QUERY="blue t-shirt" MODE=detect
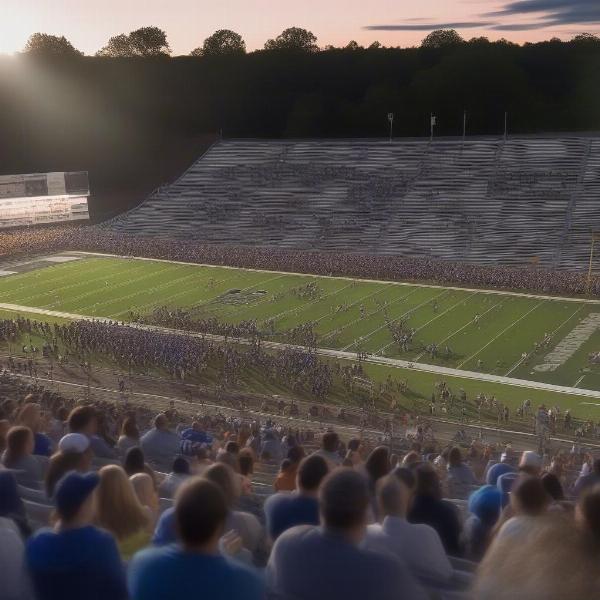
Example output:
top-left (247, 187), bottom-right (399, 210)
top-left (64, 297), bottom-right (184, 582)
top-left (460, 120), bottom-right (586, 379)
top-left (264, 492), bottom-right (320, 540)
top-left (128, 544), bottom-right (264, 600)
top-left (34, 432), bottom-right (53, 457)
top-left (26, 525), bottom-right (127, 600)
top-left (153, 507), bottom-right (177, 545)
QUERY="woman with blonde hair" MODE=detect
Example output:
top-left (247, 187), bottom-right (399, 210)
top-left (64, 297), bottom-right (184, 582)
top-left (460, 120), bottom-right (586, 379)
top-left (95, 465), bottom-right (151, 560)
top-left (130, 472), bottom-right (159, 526)
top-left (16, 401), bottom-right (53, 457)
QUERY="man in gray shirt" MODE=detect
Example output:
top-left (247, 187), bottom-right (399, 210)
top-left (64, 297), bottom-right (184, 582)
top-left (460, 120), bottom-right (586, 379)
top-left (140, 414), bottom-right (181, 472)
top-left (266, 469), bottom-right (427, 600)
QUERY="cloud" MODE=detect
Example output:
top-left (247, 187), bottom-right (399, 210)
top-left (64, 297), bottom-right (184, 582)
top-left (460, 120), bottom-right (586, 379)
top-left (364, 22), bottom-right (494, 31)
top-left (482, 0), bottom-right (600, 27)
top-left (364, 0), bottom-right (600, 34)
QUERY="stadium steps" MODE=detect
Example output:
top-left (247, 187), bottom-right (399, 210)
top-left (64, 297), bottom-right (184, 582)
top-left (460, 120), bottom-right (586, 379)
top-left (107, 136), bottom-right (600, 269)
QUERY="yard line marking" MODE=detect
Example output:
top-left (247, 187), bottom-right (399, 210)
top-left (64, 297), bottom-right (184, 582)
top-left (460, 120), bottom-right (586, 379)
top-left (504, 303), bottom-right (587, 376)
top-left (378, 291), bottom-right (480, 356)
top-left (341, 289), bottom-right (450, 352)
top-left (3, 300), bottom-right (600, 401)
top-left (311, 284), bottom-right (390, 326)
top-left (574, 375), bottom-right (585, 388)
top-left (319, 286), bottom-right (422, 342)
top-left (457, 301), bottom-right (546, 369)
top-left (412, 294), bottom-right (504, 362)
top-left (259, 281), bottom-right (356, 325)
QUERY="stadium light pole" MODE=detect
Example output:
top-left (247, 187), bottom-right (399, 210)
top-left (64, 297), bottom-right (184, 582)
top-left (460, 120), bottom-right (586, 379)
top-left (387, 113), bottom-right (394, 142)
top-left (587, 232), bottom-right (599, 294)
top-left (430, 113), bottom-right (436, 141)
top-left (462, 110), bottom-right (467, 142)
top-left (504, 111), bottom-right (508, 140)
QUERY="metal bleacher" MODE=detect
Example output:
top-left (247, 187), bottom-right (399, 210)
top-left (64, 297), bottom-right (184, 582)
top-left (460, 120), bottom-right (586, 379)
top-left (107, 136), bottom-right (600, 269)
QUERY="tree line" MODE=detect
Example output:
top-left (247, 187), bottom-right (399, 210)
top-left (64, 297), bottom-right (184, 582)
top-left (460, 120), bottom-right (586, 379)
top-left (1, 28), bottom-right (599, 218)
top-left (21, 27), bottom-right (600, 58)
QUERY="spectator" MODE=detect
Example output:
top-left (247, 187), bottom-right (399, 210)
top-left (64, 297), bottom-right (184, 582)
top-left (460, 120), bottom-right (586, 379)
top-left (494, 476), bottom-right (550, 543)
top-left (153, 463), bottom-right (265, 563)
top-left (486, 448), bottom-right (516, 486)
top-left (123, 447), bottom-right (157, 486)
top-left (408, 463), bottom-right (462, 556)
top-left (26, 472), bottom-right (128, 600)
top-left (365, 473), bottom-right (453, 583)
top-left (260, 429), bottom-right (283, 463)
top-left (0, 470), bottom-right (32, 538)
top-left (0, 509), bottom-right (31, 600)
top-left (238, 448), bottom-right (255, 495)
top-left (365, 446), bottom-right (391, 489)
top-left (46, 406), bottom-right (69, 445)
top-left (67, 406), bottom-right (117, 460)
top-left (158, 457), bottom-right (191, 499)
top-left (16, 401), bottom-right (53, 457)
top-left (446, 446), bottom-right (478, 496)
top-left (140, 414), bottom-right (180, 471)
top-left (463, 484), bottom-right (503, 561)
top-left (0, 419), bottom-right (10, 454)
top-left (573, 458), bottom-right (600, 498)
top-left (45, 433), bottom-right (93, 498)
top-left (266, 469), bottom-right (427, 600)
top-left (345, 438), bottom-right (364, 468)
top-left (312, 431), bottom-right (342, 467)
top-left (2, 426), bottom-right (44, 490)
top-left (576, 484), bottom-right (600, 543)
top-left (273, 445), bottom-right (304, 492)
top-left (180, 421), bottom-right (213, 458)
top-left (474, 516), bottom-right (600, 600)
top-left (128, 478), bottom-right (264, 600)
top-left (95, 465), bottom-right (152, 560)
top-left (541, 472), bottom-right (565, 504)
top-left (130, 473), bottom-right (160, 526)
top-left (117, 417), bottom-right (140, 456)
top-left (265, 455), bottom-right (329, 541)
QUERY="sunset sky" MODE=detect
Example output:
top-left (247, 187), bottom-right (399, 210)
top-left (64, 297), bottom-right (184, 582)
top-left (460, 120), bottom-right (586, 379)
top-left (1, 0), bottom-right (599, 55)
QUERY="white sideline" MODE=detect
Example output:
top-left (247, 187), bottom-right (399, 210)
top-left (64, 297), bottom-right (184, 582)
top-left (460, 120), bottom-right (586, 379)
top-left (69, 251), bottom-right (600, 305)
top-left (2, 301), bottom-right (600, 401)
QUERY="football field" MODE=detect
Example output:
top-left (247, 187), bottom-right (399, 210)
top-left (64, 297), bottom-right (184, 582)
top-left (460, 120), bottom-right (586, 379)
top-left (2, 252), bottom-right (600, 398)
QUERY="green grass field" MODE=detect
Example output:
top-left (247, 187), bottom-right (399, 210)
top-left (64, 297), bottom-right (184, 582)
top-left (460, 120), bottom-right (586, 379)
top-left (2, 253), bottom-right (600, 413)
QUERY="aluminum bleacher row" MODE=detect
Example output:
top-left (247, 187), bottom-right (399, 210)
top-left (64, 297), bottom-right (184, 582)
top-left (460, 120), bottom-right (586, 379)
top-left (107, 136), bottom-right (600, 269)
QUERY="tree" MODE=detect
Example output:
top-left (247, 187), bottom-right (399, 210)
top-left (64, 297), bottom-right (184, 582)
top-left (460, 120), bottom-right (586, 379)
top-left (345, 40), bottom-right (363, 51)
top-left (264, 27), bottom-right (318, 52)
top-left (97, 26), bottom-right (170, 57)
top-left (191, 29), bottom-right (246, 57)
top-left (421, 29), bottom-right (463, 49)
top-left (23, 33), bottom-right (83, 57)
top-left (368, 41), bottom-right (382, 50)
top-left (572, 33), bottom-right (600, 44)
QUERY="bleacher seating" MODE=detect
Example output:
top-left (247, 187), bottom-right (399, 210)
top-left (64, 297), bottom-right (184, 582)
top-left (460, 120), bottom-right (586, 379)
top-left (107, 136), bottom-right (600, 269)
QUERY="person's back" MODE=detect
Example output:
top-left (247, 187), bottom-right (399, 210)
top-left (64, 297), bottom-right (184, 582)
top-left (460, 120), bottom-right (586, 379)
top-left (265, 492), bottom-right (320, 541)
top-left (26, 472), bottom-right (127, 600)
top-left (270, 525), bottom-right (425, 600)
top-left (27, 525), bottom-right (126, 600)
top-left (0, 517), bottom-right (31, 600)
top-left (129, 544), bottom-right (263, 600)
top-left (267, 469), bottom-right (426, 600)
top-left (140, 416), bottom-right (180, 470)
top-left (264, 455), bottom-right (328, 541)
top-left (129, 477), bottom-right (264, 600)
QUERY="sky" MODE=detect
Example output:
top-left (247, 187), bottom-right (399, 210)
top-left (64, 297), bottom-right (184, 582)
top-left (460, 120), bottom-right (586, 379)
top-left (0, 0), bottom-right (599, 55)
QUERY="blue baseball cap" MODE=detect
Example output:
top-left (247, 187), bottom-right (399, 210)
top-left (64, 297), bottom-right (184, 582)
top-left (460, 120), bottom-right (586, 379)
top-left (54, 471), bottom-right (99, 518)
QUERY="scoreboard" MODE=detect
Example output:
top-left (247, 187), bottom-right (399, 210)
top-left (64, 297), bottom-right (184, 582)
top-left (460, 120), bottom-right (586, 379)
top-left (0, 171), bottom-right (90, 229)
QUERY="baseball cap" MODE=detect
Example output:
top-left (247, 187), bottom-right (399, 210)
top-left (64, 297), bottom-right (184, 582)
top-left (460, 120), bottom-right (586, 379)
top-left (54, 471), bottom-right (99, 518)
top-left (58, 433), bottom-right (90, 454)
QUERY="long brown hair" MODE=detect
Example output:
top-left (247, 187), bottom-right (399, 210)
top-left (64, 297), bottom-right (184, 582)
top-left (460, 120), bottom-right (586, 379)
top-left (3, 426), bottom-right (33, 467)
top-left (95, 465), bottom-right (149, 540)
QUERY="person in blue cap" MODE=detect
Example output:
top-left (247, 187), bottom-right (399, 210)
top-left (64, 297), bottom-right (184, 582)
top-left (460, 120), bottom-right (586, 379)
top-left (25, 471), bottom-right (128, 600)
top-left (463, 485), bottom-right (503, 561)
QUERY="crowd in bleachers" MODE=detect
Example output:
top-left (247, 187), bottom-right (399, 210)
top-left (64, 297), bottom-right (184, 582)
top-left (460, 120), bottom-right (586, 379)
top-left (2, 377), bottom-right (600, 600)
top-left (2, 225), bottom-right (600, 297)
